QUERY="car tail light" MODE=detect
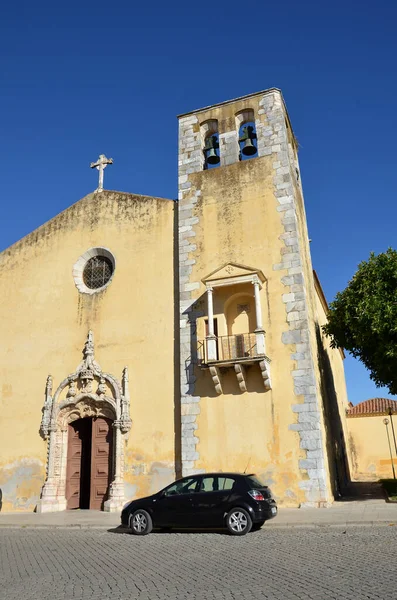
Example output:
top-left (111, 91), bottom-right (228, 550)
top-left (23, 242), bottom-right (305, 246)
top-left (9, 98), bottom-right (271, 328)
top-left (248, 489), bottom-right (265, 501)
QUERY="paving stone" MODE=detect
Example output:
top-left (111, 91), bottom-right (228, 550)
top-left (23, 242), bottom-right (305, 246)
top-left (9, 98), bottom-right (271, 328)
top-left (0, 527), bottom-right (396, 599)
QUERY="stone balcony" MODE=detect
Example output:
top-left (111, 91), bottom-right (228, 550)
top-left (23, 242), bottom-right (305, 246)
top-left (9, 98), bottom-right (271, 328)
top-left (198, 332), bottom-right (271, 394)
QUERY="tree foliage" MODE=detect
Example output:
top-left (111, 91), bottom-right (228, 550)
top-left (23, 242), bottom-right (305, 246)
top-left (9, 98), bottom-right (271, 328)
top-left (323, 248), bottom-right (397, 395)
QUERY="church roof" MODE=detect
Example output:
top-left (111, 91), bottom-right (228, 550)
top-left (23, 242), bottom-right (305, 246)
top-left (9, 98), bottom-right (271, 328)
top-left (347, 398), bottom-right (397, 417)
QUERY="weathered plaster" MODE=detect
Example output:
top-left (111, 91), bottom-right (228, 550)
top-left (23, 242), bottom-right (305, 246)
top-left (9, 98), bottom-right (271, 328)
top-left (0, 459), bottom-right (44, 512)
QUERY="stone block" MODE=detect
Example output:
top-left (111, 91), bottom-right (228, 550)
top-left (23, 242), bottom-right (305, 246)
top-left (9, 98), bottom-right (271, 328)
top-left (181, 422), bottom-right (198, 431)
top-left (292, 403), bottom-right (312, 413)
top-left (290, 284), bottom-right (304, 293)
top-left (282, 330), bottom-right (302, 344)
top-left (181, 395), bottom-right (200, 404)
top-left (182, 451), bottom-right (199, 461)
top-left (182, 461), bottom-right (194, 470)
top-left (284, 236), bottom-right (298, 247)
top-left (184, 282), bottom-right (200, 292)
top-left (184, 217), bottom-right (199, 225)
top-left (286, 301), bottom-right (305, 313)
top-left (288, 267), bottom-right (303, 275)
top-left (307, 468), bottom-right (326, 480)
top-left (181, 403), bottom-right (200, 416)
top-left (182, 437), bottom-right (199, 448)
top-left (287, 311), bottom-right (300, 322)
top-left (179, 265), bottom-right (192, 277)
top-left (294, 385), bottom-right (312, 396)
top-left (300, 429), bottom-right (321, 440)
top-left (289, 422), bottom-right (318, 432)
top-left (179, 229), bottom-right (196, 240)
top-left (306, 449), bottom-right (324, 459)
top-left (273, 262), bottom-right (291, 271)
top-left (292, 369), bottom-right (309, 378)
top-left (181, 415), bottom-right (196, 424)
top-left (284, 221), bottom-right (297, 232)
top-left (281, 251), bottom-right (299, 262)
top-left (281, 275), bottom-right (294, 286)
top-left (282, 293), bottom-right (295, 303)
top-left (300, 439), bottom-right (321, 450)
top-left (299, 459), bottom-right (318, 470)
top-left (298, 414), bottom-right (320, 427)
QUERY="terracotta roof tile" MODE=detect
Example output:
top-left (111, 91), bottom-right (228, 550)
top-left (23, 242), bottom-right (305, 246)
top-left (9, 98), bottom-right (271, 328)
top-left (347, 398), bottom-right (397, 417)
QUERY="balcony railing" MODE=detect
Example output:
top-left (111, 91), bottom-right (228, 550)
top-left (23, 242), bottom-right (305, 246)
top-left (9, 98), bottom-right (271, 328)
top-left (198, 333), bottom-right (261, 364)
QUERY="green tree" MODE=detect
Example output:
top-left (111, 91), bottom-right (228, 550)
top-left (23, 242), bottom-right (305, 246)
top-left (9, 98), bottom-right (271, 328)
top-left (323, 248), bottom-right (397, 394)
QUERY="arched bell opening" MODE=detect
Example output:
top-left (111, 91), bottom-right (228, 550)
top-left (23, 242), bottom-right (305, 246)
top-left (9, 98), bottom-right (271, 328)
top-left (235, 109), bottom-right (258, 161)
top-left (200, 119), bottom-right (220, 170)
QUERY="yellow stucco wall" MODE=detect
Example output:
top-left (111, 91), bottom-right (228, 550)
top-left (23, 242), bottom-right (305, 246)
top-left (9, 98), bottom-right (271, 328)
top-left (188, 159), bottom-right (306, 505)
top-left (0, 191), bottom-right (176, 511)
top-left (347, 415), bottom-right (397, 481)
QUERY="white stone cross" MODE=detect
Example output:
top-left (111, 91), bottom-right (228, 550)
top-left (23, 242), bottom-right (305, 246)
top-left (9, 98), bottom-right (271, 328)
top-left (90, 154), bottom-right (113, 192)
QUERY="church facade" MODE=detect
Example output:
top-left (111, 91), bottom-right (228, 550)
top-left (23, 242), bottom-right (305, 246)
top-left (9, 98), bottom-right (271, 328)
top-left (0, 88), bottom-right (351, 512)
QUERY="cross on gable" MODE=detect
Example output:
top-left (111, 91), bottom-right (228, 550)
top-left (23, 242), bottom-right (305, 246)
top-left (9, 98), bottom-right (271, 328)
top-left (90, 154), bottom-right (113, 192)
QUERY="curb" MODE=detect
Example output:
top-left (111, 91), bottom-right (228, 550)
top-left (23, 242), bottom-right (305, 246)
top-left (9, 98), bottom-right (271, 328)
top-left (264, 521), bottom-right (397, 529)
top-left (0, 521), bottom-right (396, 530)
top-left (0, 524), bottom-right (124, 530)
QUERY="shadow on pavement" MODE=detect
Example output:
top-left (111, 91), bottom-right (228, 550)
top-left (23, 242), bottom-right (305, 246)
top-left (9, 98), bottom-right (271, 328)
top-left (107, 525), bottom-right (250, 536)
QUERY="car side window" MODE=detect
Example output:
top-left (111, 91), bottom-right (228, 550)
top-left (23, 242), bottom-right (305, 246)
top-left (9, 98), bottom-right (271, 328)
top-left (218, 477), bottom-right (235, 491)
top-left (201, 476), bottom-right (217, 492)
top-left (163, 477), bottom-right (199, 497)
top-left (199, 476), bottom-right (235, 493)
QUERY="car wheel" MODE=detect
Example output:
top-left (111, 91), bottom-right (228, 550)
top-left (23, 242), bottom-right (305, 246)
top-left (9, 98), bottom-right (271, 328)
top-left (129, 509), bottom-right (153, 535)
top-left (251, 520), bottom-right (265, 531)
top-left (226, 507), bottom-right (252, 536)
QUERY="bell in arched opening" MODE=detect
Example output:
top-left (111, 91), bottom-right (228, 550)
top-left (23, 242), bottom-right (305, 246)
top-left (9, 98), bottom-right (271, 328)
top-left (203, 134), bottom-right (220, 166)
top-left (239, 125), bottom-right (257, 157)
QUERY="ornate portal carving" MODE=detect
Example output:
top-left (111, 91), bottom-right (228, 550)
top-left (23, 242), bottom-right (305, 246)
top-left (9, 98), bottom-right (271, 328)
top-left (37, 330), bottom-right (132, 514)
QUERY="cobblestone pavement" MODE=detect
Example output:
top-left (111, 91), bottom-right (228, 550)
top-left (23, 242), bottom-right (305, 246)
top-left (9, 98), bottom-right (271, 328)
top-left (0, 526), bottom-right (396, 600)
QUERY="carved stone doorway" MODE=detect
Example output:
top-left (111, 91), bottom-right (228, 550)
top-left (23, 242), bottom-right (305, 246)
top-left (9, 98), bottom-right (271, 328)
top-left (65, 417), bottom-right (114, 510)
top-left (37, 331), bottom-right (132, 513)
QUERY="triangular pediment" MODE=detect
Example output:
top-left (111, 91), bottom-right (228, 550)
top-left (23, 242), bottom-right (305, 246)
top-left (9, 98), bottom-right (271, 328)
top-left (202, 262), bottom-right (266, 284)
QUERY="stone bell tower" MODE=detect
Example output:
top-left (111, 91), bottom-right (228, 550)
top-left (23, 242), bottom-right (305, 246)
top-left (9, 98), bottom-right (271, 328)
top-left (177, 89), bottom-right (333, 507)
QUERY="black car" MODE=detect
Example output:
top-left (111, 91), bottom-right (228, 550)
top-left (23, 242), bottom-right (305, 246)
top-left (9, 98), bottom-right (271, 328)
top-left (121, 472), bottom-right (277, 536)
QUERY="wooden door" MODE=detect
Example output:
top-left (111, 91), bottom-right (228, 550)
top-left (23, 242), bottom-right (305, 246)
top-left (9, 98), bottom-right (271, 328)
top-left (65, 419), bottom-right (92, 509)
top-left (66, 422), bottom-right (82, 509)
top-left (90, 417), bottom-right (113, 510)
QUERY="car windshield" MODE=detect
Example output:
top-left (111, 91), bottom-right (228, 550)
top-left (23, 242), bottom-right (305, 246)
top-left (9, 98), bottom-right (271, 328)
top-left (245, 474), bottom-right (267, 489)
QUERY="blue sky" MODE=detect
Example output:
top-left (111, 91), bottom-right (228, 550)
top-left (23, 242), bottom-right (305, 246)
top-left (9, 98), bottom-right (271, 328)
top-left (1, 0), bottom-right (396, 404)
